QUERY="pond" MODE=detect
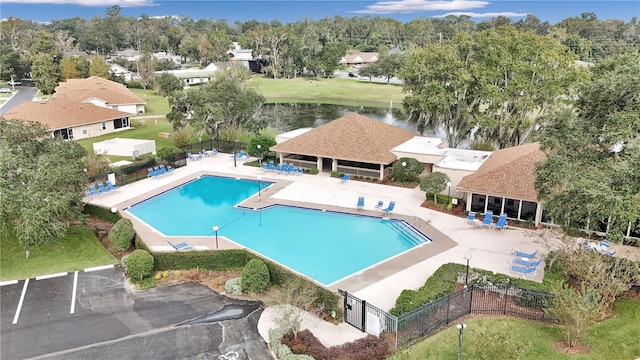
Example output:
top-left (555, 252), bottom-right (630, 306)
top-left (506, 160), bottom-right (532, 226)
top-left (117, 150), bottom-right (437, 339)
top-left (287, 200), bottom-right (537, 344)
top-left (259, 102), bottom-right (446, 138)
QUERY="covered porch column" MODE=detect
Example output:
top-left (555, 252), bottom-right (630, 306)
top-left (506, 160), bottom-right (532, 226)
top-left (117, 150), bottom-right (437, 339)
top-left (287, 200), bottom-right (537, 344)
top-left (379, 164), bottom-right (384, 180)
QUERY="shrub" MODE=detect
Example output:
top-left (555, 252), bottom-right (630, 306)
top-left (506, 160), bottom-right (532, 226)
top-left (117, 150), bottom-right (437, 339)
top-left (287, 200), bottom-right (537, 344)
top-left (241, 259), bottom-right (270, 293)
top-left (109, 218), bottom-right (136, 250)
top-left (330, 171), bottom-right (343, 178)
top-left (224, 277), bottom-right (243, 295)
top-left (126, 249), bottom-right (154, 280)
top-left (282, 329), bottom-right (394, 360)
top-left (309, 167), bottom-right (319, 175)
top-left (83, 204), bottom-right (121, 223)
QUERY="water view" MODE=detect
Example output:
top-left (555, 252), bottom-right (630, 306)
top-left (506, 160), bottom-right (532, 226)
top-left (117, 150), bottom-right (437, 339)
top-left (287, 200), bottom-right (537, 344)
top-left (259, 103), bottom-right (446, 138)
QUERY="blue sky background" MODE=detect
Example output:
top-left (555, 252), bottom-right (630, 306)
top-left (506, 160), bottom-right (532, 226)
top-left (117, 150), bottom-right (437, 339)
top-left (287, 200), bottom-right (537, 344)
top-left (2, 0), bottom-right (639, 24)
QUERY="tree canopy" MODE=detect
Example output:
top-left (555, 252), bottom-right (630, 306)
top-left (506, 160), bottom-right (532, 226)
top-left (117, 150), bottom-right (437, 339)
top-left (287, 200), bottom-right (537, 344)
top-left (0, 120), bottom-right (87, 255)
top-left (535, 53), bottom-right (640, 240)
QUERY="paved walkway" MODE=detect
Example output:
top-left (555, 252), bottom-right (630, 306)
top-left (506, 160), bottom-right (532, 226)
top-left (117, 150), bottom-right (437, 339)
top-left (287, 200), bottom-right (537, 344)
top-left (87, 152), bottom-right (639, 347)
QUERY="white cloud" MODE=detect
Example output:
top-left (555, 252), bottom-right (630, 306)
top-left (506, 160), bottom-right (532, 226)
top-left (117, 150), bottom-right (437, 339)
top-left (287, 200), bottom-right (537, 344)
top-left (353, 0), bottom-right (490, 15)
top-left (1, 0), bottom-right (156, 7)
top-left (433, 11), bottom-right (529, 18)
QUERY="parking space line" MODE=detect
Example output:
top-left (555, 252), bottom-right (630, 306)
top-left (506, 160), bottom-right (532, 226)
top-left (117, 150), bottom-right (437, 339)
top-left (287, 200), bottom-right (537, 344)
top-left (70, 271), bottom-right (78, 314)
top-left (35, 272), bottom-right (67, 280)
top-left (84, 264), bottom-right (114, 272)
top-left (0, 280), bottom-right (18, 286)
top-left (13, 278), bottom-right (29, 324)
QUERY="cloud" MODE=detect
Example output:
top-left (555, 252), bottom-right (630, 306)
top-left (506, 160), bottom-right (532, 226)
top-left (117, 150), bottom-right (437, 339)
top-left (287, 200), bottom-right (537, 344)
top-left (0, 0), bottom-right (156, 7)
top-left (433, 11), bottom-right (529, 18)
top-left (353, 0), bottom-right (490, 14)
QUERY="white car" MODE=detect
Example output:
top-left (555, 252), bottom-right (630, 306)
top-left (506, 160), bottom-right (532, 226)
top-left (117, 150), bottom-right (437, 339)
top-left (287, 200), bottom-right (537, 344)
top-left (0, 87), bottom-right (12, 93)
top-left (8, 80), bottom-right (21, 86)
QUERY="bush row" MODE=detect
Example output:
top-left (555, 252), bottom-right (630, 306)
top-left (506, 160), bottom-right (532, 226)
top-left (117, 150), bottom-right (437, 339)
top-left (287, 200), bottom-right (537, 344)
top-left (282, 329), bottom-right (394, 360)
top-left (423, 192), bottom-right (455, 205)
top-left (83, 203), bottom-right (121, 223)
top-left (269, 329), bottom-right (315, 360)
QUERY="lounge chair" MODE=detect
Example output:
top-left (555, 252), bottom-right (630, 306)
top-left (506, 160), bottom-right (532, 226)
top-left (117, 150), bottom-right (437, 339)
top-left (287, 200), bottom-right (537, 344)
top-left (159, 164), bottom-right (172, 174)
top-left (480, 211), bottom-right (494, 228)
top-left (147, 168), bottom-right (159, 178)
top-left (84, 190), bottom-right (94, 199)
top-left (266, 161), bottom-right (276, 172)
top-left (513, 249), bottom-right (538, 259)
top-left (509, 264), bottom-right (537, 279)
top-left (340, 174), bottom-right (350, 182)
top-left (466, 212), bottom-right (476, 225)
top-left (106, 180), bottom-right (118, 191)
top-left (512, 258), bottom-right (542, 268)
top-left (167, 241), bottom-right (195, 251)
top-left (166, 165), bottom-right (174, 172)
top-left (187, 153), bottom-right (194, 161)
top-left (89, 184), bottom-right (103, 197)
top-left (231, 150), bottom-right (245, 159)
top-left (97, 182), bottom-right (112, 195)
top-left (356, 196), bottom-right (365, 210)
top-left (374, 200), bottom-right (384, 210)
top-left (154, 165), bottom-right (167, 176)
top-left (492, 213), bottom-right (508, 230)
top-left (381, 201), bottom-right (396, 216)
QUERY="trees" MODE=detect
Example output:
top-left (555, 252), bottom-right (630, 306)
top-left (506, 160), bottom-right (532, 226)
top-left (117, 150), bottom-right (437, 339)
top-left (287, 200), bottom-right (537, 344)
top-left (535, 53), bottom-right (640, 240)
top-left (88, 55), bottom-right (109, 78)
top-left (30, 53), bottom-right (60, 94)
top-left (167, 64), bottom-right (266, 141)
top-left (0, 120), bottom-right (87, 257)
top-left (154, 72), bottom-right (183, 97)
top-left (420, 172), bottom-right (450, 203)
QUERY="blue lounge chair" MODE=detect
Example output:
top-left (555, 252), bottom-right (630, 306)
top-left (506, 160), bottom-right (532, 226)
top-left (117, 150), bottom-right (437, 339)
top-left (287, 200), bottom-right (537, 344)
top-left (513, 249), bottom-right (538, 259)
top-left (492, 213), bottom-right (508, 230)
top-left (106, 180), bottom-right (118, 191)
top-left (187, 153), bottom-right (194, 161)
top-left (84, 190), bottom-right (94, 199)
top-left (340, 174), bottom-right (350, 182)
top-left (167, 241), bottom-right (195, 251)
top-left (466, 212), bottom-right (476, 225)
top-left (97, 182), bottom-right (112, 195)
top-left (266, 161), bottom-right (276, 172)
top-left (512, 258), bottom-right (542, 268)
top-left (381, 201), bottom-right (396, 216)
top-left (481, 211), bottom-right (494, 228)
top-left (167, 165), bottom-right (174, 172)
top-left (509, 264), bottom-right (538, 279)
top-left (285, 164), bottom-right (295, 175)
top-left (89, 184), bottom-right (102, 197)
top-left (231, 150), bottom-right (245, 159)
top-left (154, 165), bottom-right (166, 176)
top-left (159, 164), bottom-right (172, 174)
top-left (356, 196), bottom-right (365, 210)
top-left (374, 200), bottom-right (384, 210)
top-left (148, 168), bottom-right (159, 178)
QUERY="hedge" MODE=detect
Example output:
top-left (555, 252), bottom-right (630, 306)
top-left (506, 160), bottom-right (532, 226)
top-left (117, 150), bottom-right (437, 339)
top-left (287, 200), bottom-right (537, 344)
top-left (83, 203), bottom-right (121, 223)
top-left (241, 259), bottom-right (271, 293)
top-left (109, 218), bottom-right (136, 250)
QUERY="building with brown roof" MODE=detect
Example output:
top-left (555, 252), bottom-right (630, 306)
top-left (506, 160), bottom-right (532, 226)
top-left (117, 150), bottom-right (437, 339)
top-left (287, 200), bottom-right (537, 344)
top-left (270, 113), bottom-right (417, 179)
top-left (1, 97), bottom-right (132, 140)
top-left (456, 142), bottom-right (547, 225)
top-left (55, 76), bottom-right (145, 115)
top-left (339, 51), bottom-right (379, 67)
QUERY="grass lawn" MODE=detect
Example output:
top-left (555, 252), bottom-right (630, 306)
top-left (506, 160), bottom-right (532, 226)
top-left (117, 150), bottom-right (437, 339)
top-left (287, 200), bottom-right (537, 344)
top-left (129, 88), bottom-right (171, 116)
top-left (389, 297), bottom-right (640, 360)
top-left (0, 226), bottom-right (117, 281)
top-left (75, 117), bottom-right (175, 154)
top-left (252, 76), bottom-right (404, 107)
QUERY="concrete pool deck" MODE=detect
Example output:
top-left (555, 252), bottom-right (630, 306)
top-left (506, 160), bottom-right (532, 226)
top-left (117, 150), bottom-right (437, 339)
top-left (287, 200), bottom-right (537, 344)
top-left (90, 153), bottom-right (554, 312)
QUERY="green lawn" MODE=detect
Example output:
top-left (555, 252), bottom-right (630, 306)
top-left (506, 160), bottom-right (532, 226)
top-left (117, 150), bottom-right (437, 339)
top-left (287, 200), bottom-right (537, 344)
top-left (253, 76), bottom-right (404, 107)
top-left (129, 88), bottom-right (171, 116)
top-left (389, 297), bottom-right (640, 360)
top-left (0, 226), bottom-right (117, 281)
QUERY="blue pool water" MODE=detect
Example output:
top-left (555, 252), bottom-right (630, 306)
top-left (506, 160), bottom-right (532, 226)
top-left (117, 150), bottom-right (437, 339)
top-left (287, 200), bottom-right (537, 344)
top-left (126, 175), bottom-right (431, 285)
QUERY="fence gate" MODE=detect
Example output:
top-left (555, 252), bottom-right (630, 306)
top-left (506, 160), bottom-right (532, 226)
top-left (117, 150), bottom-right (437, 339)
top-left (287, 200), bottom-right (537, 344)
top-left (338, 289), bottom-right (366, 332)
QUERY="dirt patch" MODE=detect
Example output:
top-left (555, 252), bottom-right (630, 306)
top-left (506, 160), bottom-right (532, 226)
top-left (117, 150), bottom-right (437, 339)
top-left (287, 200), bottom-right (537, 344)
top-left (552, 341), bottom-right (591, 355)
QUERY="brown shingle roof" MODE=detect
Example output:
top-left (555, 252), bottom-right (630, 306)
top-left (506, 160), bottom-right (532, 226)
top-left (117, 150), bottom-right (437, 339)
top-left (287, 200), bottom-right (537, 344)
top-left (270, 113), bottom-right (417, 164)
top-left (456, 142), bottom-right (546, 201)
top-left (1, 98), bottom-right (131, 130)
top-left (55, 76), bottom-right (144, 105)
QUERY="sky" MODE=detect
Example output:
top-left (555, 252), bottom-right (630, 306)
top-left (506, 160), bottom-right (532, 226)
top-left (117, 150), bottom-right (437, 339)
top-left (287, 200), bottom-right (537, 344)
top-left (1, 0), bottom-right (639, 25)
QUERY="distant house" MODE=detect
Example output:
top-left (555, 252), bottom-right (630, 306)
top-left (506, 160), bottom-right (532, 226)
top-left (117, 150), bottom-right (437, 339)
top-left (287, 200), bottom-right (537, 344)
top-left (114, 49), bottom-right (142, 62)
top-left (154, 63), bottom-right (221, 87)
top-left (109, 64), bottom-right (133, 82)
top-left (0, 97), bottom-right (132, 140)
top-left (55, 76), bottom-right (145, 114)
top-left (339, 51), bottom-right (379, 67)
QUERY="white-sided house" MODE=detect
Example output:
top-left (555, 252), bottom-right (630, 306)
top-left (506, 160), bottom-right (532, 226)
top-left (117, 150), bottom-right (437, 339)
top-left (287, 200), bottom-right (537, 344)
top-left (154, 63), bottom-right (220, 87)
top-left (109, 64), bottom-right (133, 82)
top-left (0, 97), bottom-right (131, 140)
top-left (115, 49), bottom-right (142, 62)
top-left (55, 76), bottom-right (145, 114)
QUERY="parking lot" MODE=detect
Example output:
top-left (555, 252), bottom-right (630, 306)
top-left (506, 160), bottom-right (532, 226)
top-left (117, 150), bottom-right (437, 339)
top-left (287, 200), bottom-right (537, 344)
top-left (1, 266), bottom-right (271, 359)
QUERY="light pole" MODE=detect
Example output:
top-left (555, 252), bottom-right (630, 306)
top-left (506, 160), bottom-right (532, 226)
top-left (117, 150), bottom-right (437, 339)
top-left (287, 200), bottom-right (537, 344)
top-left (213, 225), bottom-right (219, 249)
top-left (447, 181), bottom-right (452, 203)
top-left (457, 323), bottom-right (467, 360)
top-left (401, 161), bottom-right (407, 184)
top-left (257, 176), bottom-right (262, 202)
top-left (464, 252), bottom-right (472, 287)
top-left (257, 144), bottom-right (262, 165)
top-left (9, 68), bottom-right (15, 92)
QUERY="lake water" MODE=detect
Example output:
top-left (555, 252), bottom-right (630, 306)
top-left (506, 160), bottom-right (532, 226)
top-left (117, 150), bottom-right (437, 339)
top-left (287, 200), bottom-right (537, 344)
top-left (259, 103), bottom-right (446, 138)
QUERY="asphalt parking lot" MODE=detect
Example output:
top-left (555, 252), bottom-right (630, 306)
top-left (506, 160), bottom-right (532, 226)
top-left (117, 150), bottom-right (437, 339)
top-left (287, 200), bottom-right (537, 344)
top-left (1, 266), bottom-right (271, 360)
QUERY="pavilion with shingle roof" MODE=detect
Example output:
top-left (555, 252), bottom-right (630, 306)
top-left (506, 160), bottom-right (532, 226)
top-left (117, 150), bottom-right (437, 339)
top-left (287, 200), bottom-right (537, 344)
top-left (269, 113), bottom-right (418, 179)
top-left (456, 142), bottom-right (547, 225)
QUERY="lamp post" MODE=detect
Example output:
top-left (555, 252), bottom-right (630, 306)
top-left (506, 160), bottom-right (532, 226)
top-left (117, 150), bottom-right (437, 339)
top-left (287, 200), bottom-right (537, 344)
top-left (213, 225), bottom-right (219, 249)
top-left (401, 161), bottom-right (407, 184)
top-left (464, 252), bottom-right (472, 287)
top-left (447, 181), bottom-right (452, 202)
top-left (257, 176), bottom-right (262, 202)
top-left (257, 144), bottom-right (262, 165)
top-left (456, 323), bottom-right (467, 360)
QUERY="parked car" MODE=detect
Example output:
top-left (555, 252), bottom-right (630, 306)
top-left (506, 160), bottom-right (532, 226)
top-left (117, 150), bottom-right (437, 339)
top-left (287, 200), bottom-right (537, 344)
top-left (0, 87), bottom-right (12, 93)
top-left (348, 72), bottom-right (357, 78)
top-left (8, 80), bottom-right (21, 86)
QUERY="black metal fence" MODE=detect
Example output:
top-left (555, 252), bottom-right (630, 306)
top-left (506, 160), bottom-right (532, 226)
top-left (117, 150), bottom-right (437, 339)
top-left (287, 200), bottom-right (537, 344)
top-left (340, 285), bottom-right (555, 348)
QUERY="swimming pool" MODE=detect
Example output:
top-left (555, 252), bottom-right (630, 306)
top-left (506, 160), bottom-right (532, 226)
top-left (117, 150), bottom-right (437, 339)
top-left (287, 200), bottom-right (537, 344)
top-left (126, 175), bottom-right (431, 285)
